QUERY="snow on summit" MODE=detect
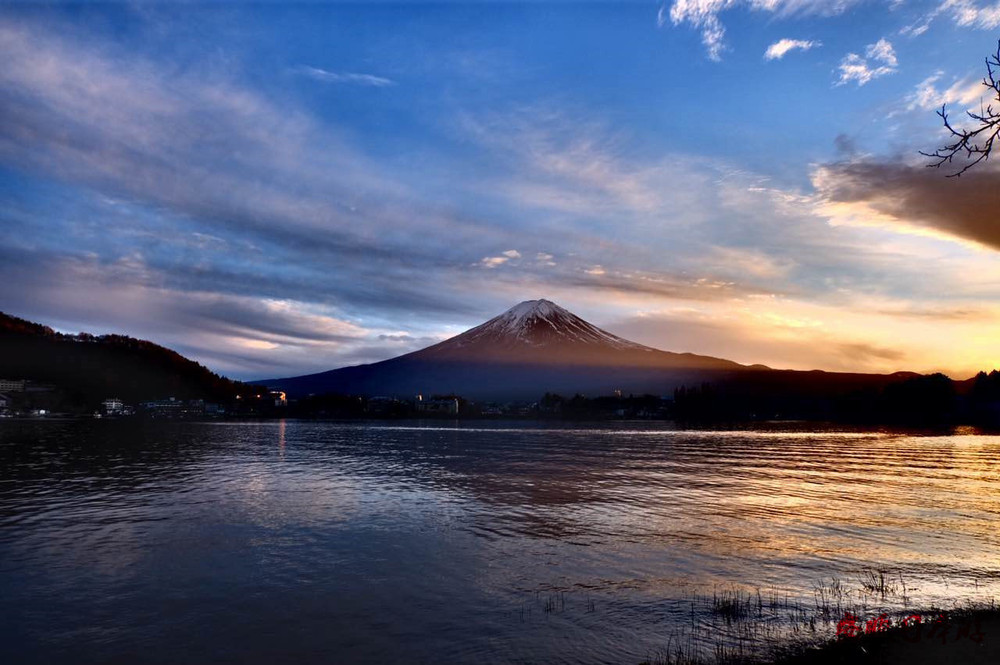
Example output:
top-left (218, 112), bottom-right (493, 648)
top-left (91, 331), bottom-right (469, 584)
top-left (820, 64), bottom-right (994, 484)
top-left (450, 298), bottom-right (647, 350)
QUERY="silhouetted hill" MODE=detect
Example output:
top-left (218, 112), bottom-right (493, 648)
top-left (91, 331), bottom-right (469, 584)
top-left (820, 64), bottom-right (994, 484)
top-left (0, 311), bottom-right (255, 407)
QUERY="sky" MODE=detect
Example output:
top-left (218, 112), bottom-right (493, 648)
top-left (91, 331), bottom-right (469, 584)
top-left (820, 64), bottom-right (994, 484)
top-left (1, 0), bottom-right (1000, 380)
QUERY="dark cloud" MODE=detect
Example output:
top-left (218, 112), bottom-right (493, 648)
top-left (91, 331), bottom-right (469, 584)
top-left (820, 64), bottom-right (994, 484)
top-left (833, 134), bottom-right (858, 158)
top-left (835, 342), bottom-right (904, 363)
top-left (815, 159), bottom-right (1000, 250)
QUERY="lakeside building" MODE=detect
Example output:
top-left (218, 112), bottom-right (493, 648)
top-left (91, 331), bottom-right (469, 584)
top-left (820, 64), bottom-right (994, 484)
top-left (103, 397), bottom-right (124, 415)
top-left (99, 397), bottom-right (135, 418)
top-left (270, 390), bottom-right (287, 407)
top-left (416, 397), bottom-right (460, 415)
top-left (0, 379), bottom-right (26, 393)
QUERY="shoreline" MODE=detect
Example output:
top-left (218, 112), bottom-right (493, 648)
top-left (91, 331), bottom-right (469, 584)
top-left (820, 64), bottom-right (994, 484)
top-left (774, 606), bottom-right (1000, 665)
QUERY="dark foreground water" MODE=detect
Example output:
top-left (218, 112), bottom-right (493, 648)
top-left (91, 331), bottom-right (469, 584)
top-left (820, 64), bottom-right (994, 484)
top-left (1, 420), bottom-right (999, 664)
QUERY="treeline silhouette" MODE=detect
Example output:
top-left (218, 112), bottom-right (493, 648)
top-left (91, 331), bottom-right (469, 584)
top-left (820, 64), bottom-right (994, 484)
top-left (674, 371), bottom-right (1000, 426)
top-left (0, 311), bottom-right (264, 409)
top-left (286, 375), bottom-right (1000, 426)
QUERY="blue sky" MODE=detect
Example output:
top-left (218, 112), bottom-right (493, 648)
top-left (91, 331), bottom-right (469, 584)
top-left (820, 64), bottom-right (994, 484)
top-left (2, 1), bottom-right (1000, 379)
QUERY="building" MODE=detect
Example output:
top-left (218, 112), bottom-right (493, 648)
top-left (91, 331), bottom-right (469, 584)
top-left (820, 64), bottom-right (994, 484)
top-left (140, 398), bottom-right (202, 418)
top-left (417, 397), bottom-right (460, 415)
top-left (0, 392), bottom-right (10, 413)
top-left (0, 379), bottom-right (25, 393)
top-left (269, 390), bottom-right (287, 407)
top-left (103, 397), bottom-right (124, 415)
top-left (205, 402), bottom-right (225, 416)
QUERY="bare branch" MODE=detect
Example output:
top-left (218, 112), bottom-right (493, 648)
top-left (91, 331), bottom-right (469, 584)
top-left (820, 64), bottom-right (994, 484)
top-left (922, 40), bottom-right (1000, 177)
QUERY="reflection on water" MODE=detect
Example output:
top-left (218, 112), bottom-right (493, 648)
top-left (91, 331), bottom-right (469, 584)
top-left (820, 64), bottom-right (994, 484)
top-left (1, 420), bottom-right (998, 664)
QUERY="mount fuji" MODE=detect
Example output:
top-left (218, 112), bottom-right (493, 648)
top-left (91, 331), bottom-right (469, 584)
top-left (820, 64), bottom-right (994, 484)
top-left (264, 299), bottom-right (763, 400)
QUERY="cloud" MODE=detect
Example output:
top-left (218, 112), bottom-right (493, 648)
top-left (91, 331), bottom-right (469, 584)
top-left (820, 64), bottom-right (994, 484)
top-left (708, 246), bottom-right (794, 279)
top-left (837, 38), bottom-right (898, 86)
top-left (606, 292), bottom-right (1000, 378)
top-left (0, 248), bottom-right (383, 376)
top-left (664, 0), bottom-right (858, 60)
top-left (459, 103), bottom-right (1000, 310)
top-left (901, 0), bottom-right (1000, 37)
top-left (906, 71), bottom-right (988, 111)
top-left (813, 159), bottom-right (1000, 251)
top-left (480, 256), bottom-right (510, 268)
top-left (479, 250), bottom-right (521, 268)
top-left (945, 0), bottom-right (1000, 28)
top-left (834, 134), bottom-right (860, 157)
top-left (296, 65), bottom-right (395, 87)
top-left (461, 107), bottom-right (697, 217)
top-left (607, 307), bottom-right (912, 373)
top-left (764, 38), bottom-right (821, 60)
top-left (0, 18), bottom-right (539, 323)
top-left (5, 14), bottom-right (1000, 380)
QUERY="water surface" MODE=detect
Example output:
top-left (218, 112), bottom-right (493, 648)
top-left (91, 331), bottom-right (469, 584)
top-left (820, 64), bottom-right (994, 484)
top-left (2, 420), bottom-right (998, 663)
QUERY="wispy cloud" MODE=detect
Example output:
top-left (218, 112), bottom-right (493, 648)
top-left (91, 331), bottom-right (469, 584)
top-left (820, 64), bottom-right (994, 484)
top-left (664, 0), bottom-right (857, 61)
top-left (764, 38), bottom-right (821, 60)
top-left (295, 65), bottom-right (395, 87)
top-left (945, 0), bottom-right (1000, 28)
top-left (906, 71), bottom-right (987, 111)
top-left (837, 38), bottom-right (898, 86)
top-left (902, 0), bottom-right (1000, 37)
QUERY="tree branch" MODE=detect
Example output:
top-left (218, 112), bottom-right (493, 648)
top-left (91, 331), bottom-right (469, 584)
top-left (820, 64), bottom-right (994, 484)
top-left (921, 40), bottom-right (1000, 177)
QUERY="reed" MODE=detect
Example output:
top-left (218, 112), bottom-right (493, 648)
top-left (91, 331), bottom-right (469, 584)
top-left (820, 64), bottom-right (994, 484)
top-left (637, 570), bottom-right (998, 665)
top-left (858, 566), bottom-right (897, 598)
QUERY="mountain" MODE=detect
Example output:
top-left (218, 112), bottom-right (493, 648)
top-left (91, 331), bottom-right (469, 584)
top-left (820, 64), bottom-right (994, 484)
top-left (0, 311), bottom-right (256, 407)
top-left (264, 299), bottom-right (763, 400)
top-left (396, 299), bottom-right (749, 369)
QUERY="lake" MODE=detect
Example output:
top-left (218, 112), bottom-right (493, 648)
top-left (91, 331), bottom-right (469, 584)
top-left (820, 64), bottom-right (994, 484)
top-left (2, 420), bottom-right (999, 664)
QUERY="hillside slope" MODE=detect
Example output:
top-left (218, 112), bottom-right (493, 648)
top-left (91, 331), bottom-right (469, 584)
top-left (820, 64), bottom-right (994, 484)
top-left (0, 311), bottom-right (252, 405)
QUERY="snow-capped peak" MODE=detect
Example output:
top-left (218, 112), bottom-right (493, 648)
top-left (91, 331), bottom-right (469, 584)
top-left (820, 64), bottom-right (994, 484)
top-left (492, 299), bottom-right (568, 331)
top-left (445, 298), bottom-right (648, 351)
